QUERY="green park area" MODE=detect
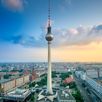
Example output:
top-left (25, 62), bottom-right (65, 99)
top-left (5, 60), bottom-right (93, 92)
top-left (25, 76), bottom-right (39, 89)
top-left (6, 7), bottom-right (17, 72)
top-left (59, 72), bottom-right (84, 102)
top-left (29, 71), bottom-right (84, 102)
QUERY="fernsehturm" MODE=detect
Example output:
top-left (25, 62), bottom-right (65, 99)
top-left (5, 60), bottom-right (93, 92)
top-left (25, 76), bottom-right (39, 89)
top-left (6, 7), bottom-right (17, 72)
top-left (45, 2), bottom-right (53, 93)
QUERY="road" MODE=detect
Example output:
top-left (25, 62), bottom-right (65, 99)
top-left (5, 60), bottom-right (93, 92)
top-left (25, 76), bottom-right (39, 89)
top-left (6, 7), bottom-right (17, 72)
top-left (74, 76), bottom-right (92, 102)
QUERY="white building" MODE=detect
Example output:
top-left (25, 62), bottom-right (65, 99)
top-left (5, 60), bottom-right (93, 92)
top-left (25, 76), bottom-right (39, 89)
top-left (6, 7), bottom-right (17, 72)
top-left (4, 88), bottom-right (31, 102)
top-left (58, 90), bottom-right (76, 102)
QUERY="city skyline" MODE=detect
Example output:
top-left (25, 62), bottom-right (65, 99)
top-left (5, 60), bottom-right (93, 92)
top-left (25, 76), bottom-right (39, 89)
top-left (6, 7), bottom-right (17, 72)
top-left (0, 0), bottom-right (102, 62)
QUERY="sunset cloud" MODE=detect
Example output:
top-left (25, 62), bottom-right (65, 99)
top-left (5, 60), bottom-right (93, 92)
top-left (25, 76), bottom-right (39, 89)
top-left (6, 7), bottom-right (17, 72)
top-left (1, 0), bottom-right (26, 11)
top-left (53, 24), bottom-right (102, 46)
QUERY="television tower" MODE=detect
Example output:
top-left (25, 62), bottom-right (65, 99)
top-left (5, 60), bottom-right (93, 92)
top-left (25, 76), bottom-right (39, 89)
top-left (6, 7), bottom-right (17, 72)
top-left (45, 0), bottom-right (53, 94)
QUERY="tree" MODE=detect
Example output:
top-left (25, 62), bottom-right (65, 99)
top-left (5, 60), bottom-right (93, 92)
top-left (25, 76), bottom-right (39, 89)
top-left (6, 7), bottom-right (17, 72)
top-left (3, 74), bottom-right (10, 79)
top-left (60, 72), bottom-right (72, 80)
top-left (72, 89), bottom-right (84, 102)
top-left (31, 95), bottom-right (35, 102)
top-left (52, 71), bottom-right (57, 78)
top-left (37, 76), bottom-right (47, 86)
top-left (29, 82), bottom-right (36, 88)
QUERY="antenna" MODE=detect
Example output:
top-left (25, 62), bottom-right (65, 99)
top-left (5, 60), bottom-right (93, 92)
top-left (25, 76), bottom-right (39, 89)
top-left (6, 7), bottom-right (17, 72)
top-left (48, 0), bottom-right (51, 27)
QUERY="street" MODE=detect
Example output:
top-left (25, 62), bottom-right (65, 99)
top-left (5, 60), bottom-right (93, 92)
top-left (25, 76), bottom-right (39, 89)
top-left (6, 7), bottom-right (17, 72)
top-left (74, 76), bottom-right (92, 102)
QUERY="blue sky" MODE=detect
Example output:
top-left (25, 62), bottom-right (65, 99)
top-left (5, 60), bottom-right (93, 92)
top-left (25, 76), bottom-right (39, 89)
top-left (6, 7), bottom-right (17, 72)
top-left (0, 0), bottom-right (102, 62)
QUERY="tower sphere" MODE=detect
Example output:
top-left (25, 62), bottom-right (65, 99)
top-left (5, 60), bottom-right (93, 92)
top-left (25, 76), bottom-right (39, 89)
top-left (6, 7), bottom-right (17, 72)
top-left (45, 33), bottom-right (54, 41)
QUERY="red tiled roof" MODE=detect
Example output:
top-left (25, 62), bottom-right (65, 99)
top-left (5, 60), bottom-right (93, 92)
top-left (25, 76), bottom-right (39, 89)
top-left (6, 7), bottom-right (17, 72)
top-left (63, 77), bottom-right (74, 84)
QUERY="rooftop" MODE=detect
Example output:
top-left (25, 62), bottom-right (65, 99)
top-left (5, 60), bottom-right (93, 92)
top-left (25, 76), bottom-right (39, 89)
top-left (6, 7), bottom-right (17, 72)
top-left (0, 74), bottom-right (30, 84)
top-left (58, 90), bottom-right (76, 101)
top-left (4, 88), bottom-right (31, 101)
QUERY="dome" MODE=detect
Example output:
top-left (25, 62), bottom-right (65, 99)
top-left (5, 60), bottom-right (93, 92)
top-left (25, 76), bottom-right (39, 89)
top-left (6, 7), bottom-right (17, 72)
top-left (45, 34), bottom-right (54, 41)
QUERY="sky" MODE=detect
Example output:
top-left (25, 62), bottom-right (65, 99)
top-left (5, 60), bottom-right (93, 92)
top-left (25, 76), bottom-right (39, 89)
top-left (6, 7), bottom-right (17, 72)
top-left (0, 0), bottom-right (102, 62)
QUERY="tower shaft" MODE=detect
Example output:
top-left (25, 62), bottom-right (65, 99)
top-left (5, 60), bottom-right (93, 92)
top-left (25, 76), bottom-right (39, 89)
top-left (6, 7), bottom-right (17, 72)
top-left (47, 41), bottom-right (53, 94)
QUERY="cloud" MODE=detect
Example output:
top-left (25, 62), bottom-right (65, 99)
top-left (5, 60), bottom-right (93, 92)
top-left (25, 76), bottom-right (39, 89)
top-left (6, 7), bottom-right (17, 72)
top-left (53, 24), bottom-right (102, 46)
top-left (1, 24), bottom-right (102, 48)
top-left (6, 34), bottom-right (45, 47)
top-left (1, 0), bottom-right (27, 11)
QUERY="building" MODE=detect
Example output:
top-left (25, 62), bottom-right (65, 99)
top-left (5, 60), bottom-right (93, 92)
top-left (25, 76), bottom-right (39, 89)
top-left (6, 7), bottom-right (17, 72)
top-left (35, 69), bottom-right (47, 77)
top-left (52, 77), bottom-right (61, 87)
top-left (58, 90), bottom-right (76, 102)
top-left (30, 71), bottom-right (38, 81)
top-left (86, 69), bottom-right (102, 78)
top-left (63, 77), bottom-right (74, 84)
top-left (75, 70), bottom-right (102, 101)
top-left (3, 88), bottom-right (31, 102)
top-left (0, 97), bottom-right (3, 102)
top-left (0, 74), bottom-right (30, 93)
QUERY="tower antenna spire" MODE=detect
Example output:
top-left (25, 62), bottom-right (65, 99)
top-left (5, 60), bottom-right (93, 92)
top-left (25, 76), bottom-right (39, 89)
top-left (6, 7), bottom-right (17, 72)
top-left (48, 0), bottom-right (51, 27)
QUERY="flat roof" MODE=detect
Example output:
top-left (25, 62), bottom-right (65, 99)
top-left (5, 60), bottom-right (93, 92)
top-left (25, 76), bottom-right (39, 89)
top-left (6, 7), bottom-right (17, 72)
top-left (4, 88), bottom-right (31, 101)
top-left (0, 74), bottom-right (30, 84)
top-left (7, 89), bottom-right (30, 97)
top-left (58, 90), bottom-right (75, 101)
top-left (0, 79), bottom-right (11, 84)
